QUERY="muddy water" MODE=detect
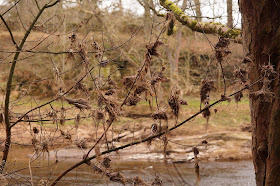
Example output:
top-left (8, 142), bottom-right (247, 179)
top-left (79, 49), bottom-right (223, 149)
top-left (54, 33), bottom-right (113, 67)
top-left (5, 146), bottom-right (255, 185)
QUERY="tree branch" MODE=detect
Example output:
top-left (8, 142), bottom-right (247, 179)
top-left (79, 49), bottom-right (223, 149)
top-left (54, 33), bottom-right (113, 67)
top-left (159, 0), bottom-right (241, 41)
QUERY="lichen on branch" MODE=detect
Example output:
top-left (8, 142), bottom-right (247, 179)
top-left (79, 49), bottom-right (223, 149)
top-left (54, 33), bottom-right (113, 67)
top-left (159, 0), bottom-right (241, 41)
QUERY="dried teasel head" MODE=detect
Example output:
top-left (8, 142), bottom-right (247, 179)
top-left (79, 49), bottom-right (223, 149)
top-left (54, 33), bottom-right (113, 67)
top-left (69, 33), bottom-right (77, 43)
top-left (193, 146), bottom-right (199, 156)
top-left (220, 95), bottom-right (231, 102)
top-left (65, 97), bottom-right (91, 110)
top-left (91, 41), bottom-right (102, 58)
top-left (134, 83), bottom-right (149, 95)
top-left (151, 67), bottom-right (166, 86)
top-left (122, 75), bottom-right (136, 88)
top-left (108, 79), bottom-right (117, 87)
top-left (75, 138), bottom-right (87, 149)
top-left (146, 40), bottom-right (163, 57)
top-left (152, 108), bottom-right (168, 120)
top-left (133, 176), bottom-right (147, 185)
top-left (215, 36), bottom-right (231, 62)
top-left (168, 85), bottom-right (181, 119)
top-left (234, 92), bottom-right (243, 103)
top-left (78, 41), bottom-right (89, 64)
top-left (74, 82), bottom-right (87, 92)
top-left (152, 175), bottom-right (163, 186)
top-left (105, 89), bottom-right (115, 96)
top-left (165, 12), bottom-right (176, 36)
top-left (125, 94), bottom-right (141, 106)
top-left (234, 68), bottom-right (247, 83)
top-left (200, 79), bottom-right (215, 104)
top-left (33, 127), bottom-right (39, 134)
top-left (151, 123), bottom-right (158, 134)
top-left (41, 141), bottom-right (49, 153)
top-left (108, 172), bottom-right (126, 184)
top-left (101, 156), bottom-right (111, 168)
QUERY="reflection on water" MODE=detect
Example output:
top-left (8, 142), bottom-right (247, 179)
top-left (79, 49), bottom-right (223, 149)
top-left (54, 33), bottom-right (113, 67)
top-left (5, 146), bottom-right (255, 185)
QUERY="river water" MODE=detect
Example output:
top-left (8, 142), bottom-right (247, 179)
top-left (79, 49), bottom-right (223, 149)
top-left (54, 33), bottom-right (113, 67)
top-left (5, 146), bottom-right (255, 185)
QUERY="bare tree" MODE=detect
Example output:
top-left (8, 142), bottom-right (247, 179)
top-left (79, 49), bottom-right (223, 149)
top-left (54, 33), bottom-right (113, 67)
top-left (194, 0), bottom-right (202, 22)
top-left (227, 0), bottom-right (233, 28)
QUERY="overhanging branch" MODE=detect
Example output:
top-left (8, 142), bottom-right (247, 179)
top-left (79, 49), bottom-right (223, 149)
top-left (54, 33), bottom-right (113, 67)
top-left (159, 0), bottom-right (241, 41)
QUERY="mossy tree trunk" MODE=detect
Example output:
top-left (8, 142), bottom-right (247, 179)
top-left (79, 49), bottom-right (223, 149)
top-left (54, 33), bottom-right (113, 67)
top-left (240, 0), bottom-right (280, 185)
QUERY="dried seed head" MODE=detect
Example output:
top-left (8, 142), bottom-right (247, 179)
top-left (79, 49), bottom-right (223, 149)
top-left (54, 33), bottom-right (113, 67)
top-left (152, 108), bottom-right (168, 120)
top-left (234, 92), bottom-right (243, 103)
top-left (151, 123), bottom-right (158, 134)
top-left (234, 68), bottom-right (247, 83)
top-left (200, 79), bottom-right (215, 104)
top-left (108, 172), bottom-right (126, 184)
top-left (125, 94), bottom-right (141, 106)
top-left (33, 127), bottom-right (39, 134)
top-left (193, 146), bottom-right (199, 156)
top-left (69, 33), bottom-right (77, 43)
top-left (65, 97), bottom-right (91, 110)
top-left (146, 41), bottom-right (163, 57)
top-left (122, 76), bottom-right (136, 88)
top-left (101, 156), bottom-right (111, 168)
top-left (152, 175), bottom-right (163, 186)
top-left (105, 89), bottom-right (115, 96)
top-left (75, 138), bottom-right (87, 149)
top-left (166, 12), bottom-right (176, 36)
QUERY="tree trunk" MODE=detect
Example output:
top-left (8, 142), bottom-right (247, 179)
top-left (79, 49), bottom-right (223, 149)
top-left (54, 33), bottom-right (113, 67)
top-left (194, 0), bottom-right (202, 22)
top-left (144, 0), bottom-right (151, 40)
top-left (227, 0), bottom-right (233, 28)
top-left (240, 1), bottom-right (280, 185)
